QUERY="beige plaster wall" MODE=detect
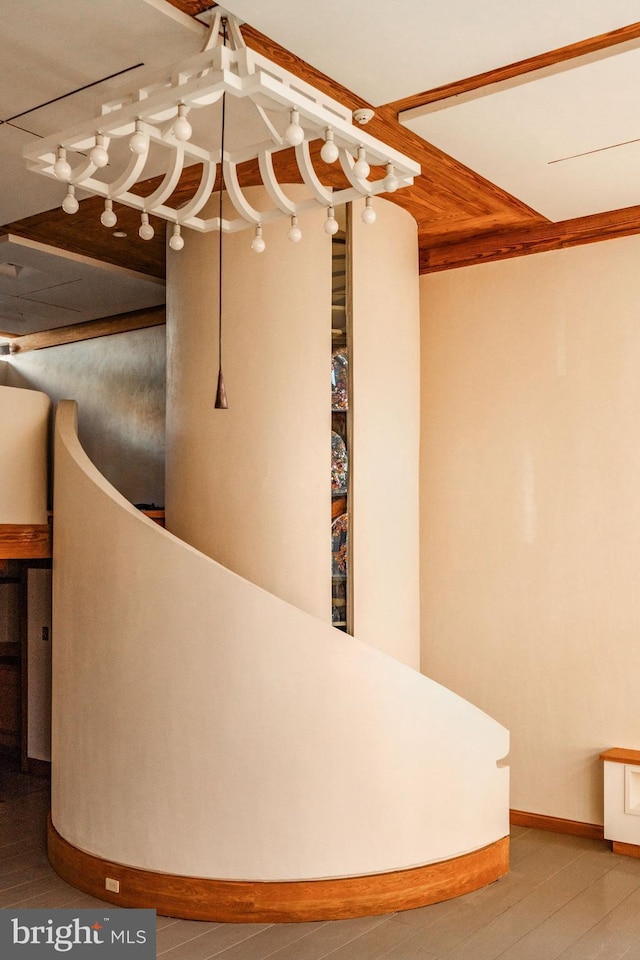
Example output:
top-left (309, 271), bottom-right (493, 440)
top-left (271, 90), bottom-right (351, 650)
top-left (5, 326), bottom-right (165, 506)
top-left (351, 199), bottom-right (421, 668)
top-left (420, 235), bottom-right (640, 824)
top-left (0, 384), bottom-right (49, 523)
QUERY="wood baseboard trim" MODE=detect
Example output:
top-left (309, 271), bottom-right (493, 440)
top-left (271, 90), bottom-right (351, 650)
top-left (612, 840), bottom-right (640, 859)
top-left (47, 818), bottom-right (509, 922)
top-left (510, 809), bottom-right (604, 841)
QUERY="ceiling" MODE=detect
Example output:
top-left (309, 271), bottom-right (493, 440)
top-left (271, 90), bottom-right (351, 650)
top-left (2, 0), bottom-right (640, 335)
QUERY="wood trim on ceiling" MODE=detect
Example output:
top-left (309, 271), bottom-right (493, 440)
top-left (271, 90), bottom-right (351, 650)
top-left (420, 204), bottom-right (640, 273)
top-left (165, 0), bottom-right (214, 16)
top-left (388, 21), bottom-right (640, 114)
top-left (8, 307), bottom-right (166, 353)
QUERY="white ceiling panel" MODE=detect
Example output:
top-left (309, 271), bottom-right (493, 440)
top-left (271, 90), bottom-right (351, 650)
top-left (0, 126), bottom-right (92, 224)
top-left (0, 0), bottom-right (204, 121)
top-left (400, 41), bottom-right (640, 221)
top-left (0, 236), bottom-right (164, 335)
top-left (0, 0), bottom-right (206, 226)
top-left (217, 0), bottom-right (640, 104)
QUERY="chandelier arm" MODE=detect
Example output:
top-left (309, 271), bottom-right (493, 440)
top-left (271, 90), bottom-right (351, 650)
top-left (338, 147), bottom-right (373, 195)
top-left (201, 8), bottom-right (223, 52)
top-left (141, 145), bottom-right (186, 210)
top-left (106, 151), bottom-right (152, 197)
top-left (253, 103), bottom-right (284, 148)
top-left (172, 159), bottom-right (218, 222)
top-left (257, 150), bottom-right (297, 215)
top-left (294, 140), bottom-right (334, 205)
top-left (223, 159), bottom-right (280, 226)
top-left (226, 15), bottom-right (246, 52)
top-left (63, 156), bottom-right (98, 186)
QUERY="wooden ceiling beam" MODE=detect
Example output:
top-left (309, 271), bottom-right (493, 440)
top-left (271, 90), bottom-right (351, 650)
top-left (387, 21), bottom-right (640, 114)
top-left (421, 204), bottom-right (640, 273)
top-left (9, 306), bottom-right (165, 353)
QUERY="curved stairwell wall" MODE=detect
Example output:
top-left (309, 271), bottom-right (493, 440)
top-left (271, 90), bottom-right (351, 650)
top-left (52, 399), bottom-right (508, 917)
top-left (50, 196), bottom-right (509, 920)
top-left (0, 384), bottom-right (49, 523)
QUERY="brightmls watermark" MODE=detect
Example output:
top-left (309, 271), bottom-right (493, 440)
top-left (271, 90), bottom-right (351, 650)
top-left (0, 909), bottom-right (155, 957)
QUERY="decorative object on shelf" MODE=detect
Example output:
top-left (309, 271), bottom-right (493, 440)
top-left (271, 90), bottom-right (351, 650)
top-left (331, 350), bottom-right (348, 410)
top-left (24, 9), bottom-right (420, 247)
top-left (331, 496), bottom-right (347, 520)
top-left (331, 512), bottom-right (348, 578)
top-left (331, 431), bottom-right (348, 494)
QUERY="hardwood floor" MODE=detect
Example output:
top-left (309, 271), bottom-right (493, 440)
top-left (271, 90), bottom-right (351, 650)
top-left (3, 762), bottom-right (640, 959)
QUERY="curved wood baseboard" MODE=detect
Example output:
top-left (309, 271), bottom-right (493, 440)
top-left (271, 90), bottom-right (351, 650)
top-left (48, 818), bottom-right (508, 922)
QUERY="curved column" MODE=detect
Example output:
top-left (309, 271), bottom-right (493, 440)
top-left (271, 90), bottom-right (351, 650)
top-left (351, 198), bottom-right (421, 667)
top-left (166, 190), bottom-right (331, 622)
top-left (167, 191), bottom-right (422, 664)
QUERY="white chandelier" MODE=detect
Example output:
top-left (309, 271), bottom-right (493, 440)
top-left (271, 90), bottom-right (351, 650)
top-left (24, 8), bottom-right (420, 251)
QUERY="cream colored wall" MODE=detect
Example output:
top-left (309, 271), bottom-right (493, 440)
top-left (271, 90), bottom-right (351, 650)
top-left (5, 327), bottom-right (165, 506)
top-left (52, 399), bottom-right (509, 881)
top-left (351, 199), bottom-right (421, 668)
top-left (0, 384), bottom-right (49, 523)
top-left (420, 235), bottom-right (640, 824)
top-left (165, 198), bottom-right (331, 621)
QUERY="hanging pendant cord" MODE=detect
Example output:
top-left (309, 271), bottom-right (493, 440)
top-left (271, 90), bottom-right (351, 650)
top-left (218, 21), bottom-right (227, 373)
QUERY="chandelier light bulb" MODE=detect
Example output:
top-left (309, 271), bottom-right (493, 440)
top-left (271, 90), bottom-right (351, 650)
top-left (90, 135), bottom-right (109, 168)
top-left (61, 185), bottom-right (79, 215)
top-left (361, 196), bottom-right (376, 225)
top-left (100, 199), bottom-right (117, 228)
top-left (353, 146), bottom-right (370, 180)
top-left (383, 163), bottom-right (399, 193)
top-left (251, 225), bottom-right (266, 253)
top-left (320, 129), bottom-right (339, 164)
top-left (138, 212), bottom-right (155, 240)
top-left (287, 216), bottom-right (302, 243)
top-left (173, 104), bottom-right (192, 142)
top-left (324, 207), bottom-right (339, 235)
top-left (284, 109), bottom-right (304, 147)
top-left (54, 147), bottom-right (72, 181)
top-left (129, 121), bottom-right (150, 156)
top-left (169, 224), bottom-right (184, 251)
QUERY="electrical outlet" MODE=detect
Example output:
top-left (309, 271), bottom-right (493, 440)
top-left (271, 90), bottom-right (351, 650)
top-left (105, 877), bottom-right (120, 893)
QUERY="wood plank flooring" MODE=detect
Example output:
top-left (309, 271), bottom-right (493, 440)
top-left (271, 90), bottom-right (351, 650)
top-left (3, 762), bottom-right (640, 959)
